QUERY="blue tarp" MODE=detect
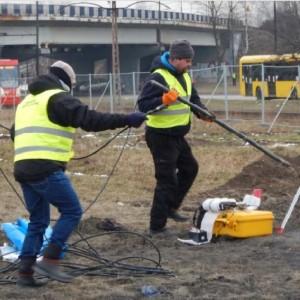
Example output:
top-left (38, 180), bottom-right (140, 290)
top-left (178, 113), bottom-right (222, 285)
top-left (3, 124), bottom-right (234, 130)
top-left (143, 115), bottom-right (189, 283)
top-left (1, 218), bottom-right (53, 253)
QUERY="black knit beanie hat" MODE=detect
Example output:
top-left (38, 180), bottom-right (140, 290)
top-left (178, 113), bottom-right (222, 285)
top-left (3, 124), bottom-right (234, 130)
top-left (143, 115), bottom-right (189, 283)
top-left (169, 40), bottom-right (195, 59)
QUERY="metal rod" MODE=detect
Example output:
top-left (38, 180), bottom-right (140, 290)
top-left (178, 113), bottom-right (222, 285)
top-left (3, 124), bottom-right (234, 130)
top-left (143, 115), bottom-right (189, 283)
top-left (273, 1), bottom-right (277, 53)
top-left (278, 186), bottom-right (300, 233)
top-left (35, 1), bottom-right (39, 76)
top-left (223, 64), bottom-right (229, 120)
top-left (149, 79), bottom-right (291, 167)
top-left (267, 80), bottom-right (298, 133)
top-left (261, 64), bottom-right (265, 124)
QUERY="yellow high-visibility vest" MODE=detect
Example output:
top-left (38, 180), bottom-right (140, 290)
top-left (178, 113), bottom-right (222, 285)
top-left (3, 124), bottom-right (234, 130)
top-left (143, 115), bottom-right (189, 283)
top-left (146, 68), bottom-right (192, 128)
top-left (14, 89), bottom-right (76, 162)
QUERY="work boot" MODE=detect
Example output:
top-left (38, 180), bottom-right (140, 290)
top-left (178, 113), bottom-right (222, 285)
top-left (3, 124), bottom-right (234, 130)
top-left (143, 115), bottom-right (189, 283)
top-left (168, 210), bottom-right (189, 222)
top-left (33, 258), bottom-right (73, 283)
top-left (17, 273), bottom-right (48, 288)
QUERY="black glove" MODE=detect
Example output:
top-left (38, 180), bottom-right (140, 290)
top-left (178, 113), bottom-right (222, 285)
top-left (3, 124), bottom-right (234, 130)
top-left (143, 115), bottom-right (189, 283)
top-left (195, 110), bottom-right (216, 122)
top-left (126, 112), bottom-right (147, 128)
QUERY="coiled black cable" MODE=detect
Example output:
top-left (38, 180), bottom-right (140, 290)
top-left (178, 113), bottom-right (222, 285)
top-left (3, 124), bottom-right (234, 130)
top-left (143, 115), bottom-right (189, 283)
top-left (0, 230), bottom-right (173, 284)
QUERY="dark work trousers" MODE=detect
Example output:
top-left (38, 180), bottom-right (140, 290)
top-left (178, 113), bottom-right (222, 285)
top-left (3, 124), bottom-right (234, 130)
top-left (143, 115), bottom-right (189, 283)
top-left (146, 130), bottom-right (199, 230)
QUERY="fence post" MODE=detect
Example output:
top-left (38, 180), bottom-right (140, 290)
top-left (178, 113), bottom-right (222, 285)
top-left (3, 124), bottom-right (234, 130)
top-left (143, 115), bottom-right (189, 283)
top-left (109, 73), bottom-right (114, 113)
top-left (223, 64), bottom-right (229, 120)
top-left (132, 72), bottom-right (136, 106)
top-left (190, 69), bottom-right (194, 82)
top-left (88, 73), bottom-right (92, 109)
top-left (261, 64), bottom-right (265, 124)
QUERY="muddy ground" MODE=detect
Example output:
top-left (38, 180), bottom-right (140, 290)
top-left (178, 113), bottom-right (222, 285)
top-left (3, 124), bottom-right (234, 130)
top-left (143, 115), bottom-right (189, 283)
top-left (1, 125), bottom-right (300, 299)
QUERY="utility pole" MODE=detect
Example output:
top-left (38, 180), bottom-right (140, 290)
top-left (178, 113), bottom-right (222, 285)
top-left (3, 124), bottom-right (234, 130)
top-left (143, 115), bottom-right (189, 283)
top-left (273, 1), bottom-right (277, 53)
top-left (180, 0), bottom-right (183, 20)
top-left (157, 0), bottom-right (161, 52)
top-left (35, 1), bottom-right (39, 76)
top-left (156, 0), bottom-right (165, 53)
top-left (244, 2), bottom-right (249, 54)
top-left (111, 0), bottom-right (121, 103)
top-left (229, 4), bottom-right (234, 65)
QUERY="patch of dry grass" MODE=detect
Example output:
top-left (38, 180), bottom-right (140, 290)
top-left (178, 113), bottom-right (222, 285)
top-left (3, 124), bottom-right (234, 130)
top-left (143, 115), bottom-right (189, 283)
top-left (2, 115), bottom-right (300, 299)
top-left (1, 118), bottom-right (299, 226)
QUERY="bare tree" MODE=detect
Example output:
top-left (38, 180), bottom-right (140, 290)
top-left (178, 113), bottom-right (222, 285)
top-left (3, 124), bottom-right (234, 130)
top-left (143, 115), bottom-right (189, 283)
top-left (226, 1), bottom-right (240, 63)
top-left (259, 1), bottom-right (300, 53)
top-left (206, 1), bottom-right (226, 66)
top-left (202, 1), bottom-right (241, 66)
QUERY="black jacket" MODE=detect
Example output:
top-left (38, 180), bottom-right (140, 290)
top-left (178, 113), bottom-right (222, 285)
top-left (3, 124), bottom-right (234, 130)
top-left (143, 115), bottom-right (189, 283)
top-left (137, 53), bottom-right (207, 136)
top-left (13, 73), bottom-right (130, 182)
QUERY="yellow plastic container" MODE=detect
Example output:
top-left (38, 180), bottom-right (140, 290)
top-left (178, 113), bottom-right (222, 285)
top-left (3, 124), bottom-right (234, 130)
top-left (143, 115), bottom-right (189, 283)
top-left (213, 210), bottom-right (274, 238)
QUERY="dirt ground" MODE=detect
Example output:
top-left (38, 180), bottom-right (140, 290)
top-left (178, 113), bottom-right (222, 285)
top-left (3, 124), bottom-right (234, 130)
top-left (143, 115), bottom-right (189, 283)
top-left (1, 120), bottom-right (300, 299)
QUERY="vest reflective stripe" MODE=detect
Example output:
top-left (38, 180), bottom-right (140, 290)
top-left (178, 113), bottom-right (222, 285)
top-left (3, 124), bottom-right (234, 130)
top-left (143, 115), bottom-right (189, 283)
top-left (15, 146), bottom-right (70, 155)
top-left (14, 89), bottom-right (76, 162)
top-left (170, 96), bottom-right (189, 105)
top-left (152, 108), bottom-right (190, 115)
top-left (146, 69), bottom-right (192, 128)
top-left (15, 126), bottom-right (75, 139)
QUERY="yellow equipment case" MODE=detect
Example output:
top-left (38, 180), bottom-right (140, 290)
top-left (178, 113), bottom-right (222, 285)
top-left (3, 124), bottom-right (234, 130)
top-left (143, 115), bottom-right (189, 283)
top-left (213, 210), bottom-right (274, 238)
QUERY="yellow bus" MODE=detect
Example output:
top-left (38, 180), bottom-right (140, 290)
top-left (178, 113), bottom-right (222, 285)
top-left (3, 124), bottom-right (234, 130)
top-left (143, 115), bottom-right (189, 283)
top-left (239, 54), bottom-right (300, 100)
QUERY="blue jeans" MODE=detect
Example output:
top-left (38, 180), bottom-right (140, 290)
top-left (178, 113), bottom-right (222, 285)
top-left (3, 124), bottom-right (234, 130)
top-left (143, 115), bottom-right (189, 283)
top-left (19, 170), bottom-right (82, 259)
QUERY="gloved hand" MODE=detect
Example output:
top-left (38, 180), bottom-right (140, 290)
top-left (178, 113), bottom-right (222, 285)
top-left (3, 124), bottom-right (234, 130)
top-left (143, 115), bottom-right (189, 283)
top-left (195, 110), bottom-right (216, 122)
top-left (126, 112), bottom-right (147, 128)
top-left (162, 89), bottom-right (179, 105)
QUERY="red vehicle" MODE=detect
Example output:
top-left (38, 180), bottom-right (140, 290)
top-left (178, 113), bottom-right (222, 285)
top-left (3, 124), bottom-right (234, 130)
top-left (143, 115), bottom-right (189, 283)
top-left (0, 59), bottom-right (22, 107)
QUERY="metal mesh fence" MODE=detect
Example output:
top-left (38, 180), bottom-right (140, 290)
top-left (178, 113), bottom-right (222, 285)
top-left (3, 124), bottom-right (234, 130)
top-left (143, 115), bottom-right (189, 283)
top-left (74, 73), bottom-right (111, 111)
top-left (1, 65), bottom-right (300, 132)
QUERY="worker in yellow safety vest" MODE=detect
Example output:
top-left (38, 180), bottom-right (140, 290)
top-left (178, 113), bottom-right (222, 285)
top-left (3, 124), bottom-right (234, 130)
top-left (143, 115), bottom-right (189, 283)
top-left (12, 60), bottom-right (146, 287)
top-left (138, 40), bottom-right (215, 234)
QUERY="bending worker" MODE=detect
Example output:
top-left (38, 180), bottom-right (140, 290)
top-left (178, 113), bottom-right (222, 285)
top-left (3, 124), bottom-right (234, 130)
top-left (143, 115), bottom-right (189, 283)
top-left (12, 61), bottom-right (146, 287)
top-left (138, 40), bottom-right (215, 234)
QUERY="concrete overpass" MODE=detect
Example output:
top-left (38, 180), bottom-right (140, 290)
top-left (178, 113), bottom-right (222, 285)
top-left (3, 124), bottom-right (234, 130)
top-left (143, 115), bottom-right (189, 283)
top-left (0, 2), bottom-right (243, 74)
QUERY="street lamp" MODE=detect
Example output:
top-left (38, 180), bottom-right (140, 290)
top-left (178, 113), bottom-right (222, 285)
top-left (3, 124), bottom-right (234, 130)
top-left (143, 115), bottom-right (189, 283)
top-left (157, 1), bottom-right (171, 52)
top-left (59, 2), bottom-right (122, 103)
top-left (244, 2), bottom-right (250, 54)
top-left (273, 1), bottom-right (277, 53)
top-left (59, 1), bottom-right (170, 101)
top-left (36, 1), bottom-right (39, 76)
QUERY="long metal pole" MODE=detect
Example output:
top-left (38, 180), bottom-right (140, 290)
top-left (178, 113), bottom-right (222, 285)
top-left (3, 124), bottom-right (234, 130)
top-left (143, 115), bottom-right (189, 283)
top-left (261, 64), bottom-right (265, 124)
top-left (150, 79), bottom-right (291, 167)
top-left (273, 1), bottom-right (277, 53)
top-left (223, 64), bottom-right (229, 120)
top-left (111, 0), bottom-right (121, 103)
top-left (35, 1), bottom-right (39, 76)
top-left (157, 0), bottom-right (161, 52)
top-left (180, 0), bottom-right (183, 20)
top-left (244, 2), bottom-right (249, 54)
top-left (109, 72), bottom-right (113, 113)
top-left (277, 186), bottom-right (300, 233)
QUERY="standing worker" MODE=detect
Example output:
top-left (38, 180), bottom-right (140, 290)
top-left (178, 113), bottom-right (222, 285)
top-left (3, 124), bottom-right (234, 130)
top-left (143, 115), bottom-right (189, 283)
top-left (12, 61), bottom-right (146, 287)
top-left (232, 71), bottom-right (237, 87)
top-left (138, 40), bottom-right (215, 234)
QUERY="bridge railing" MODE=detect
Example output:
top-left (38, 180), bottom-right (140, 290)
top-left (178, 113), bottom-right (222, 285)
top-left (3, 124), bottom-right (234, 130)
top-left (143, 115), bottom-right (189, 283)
top-left (0, 3), bottom-right (243, 27)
